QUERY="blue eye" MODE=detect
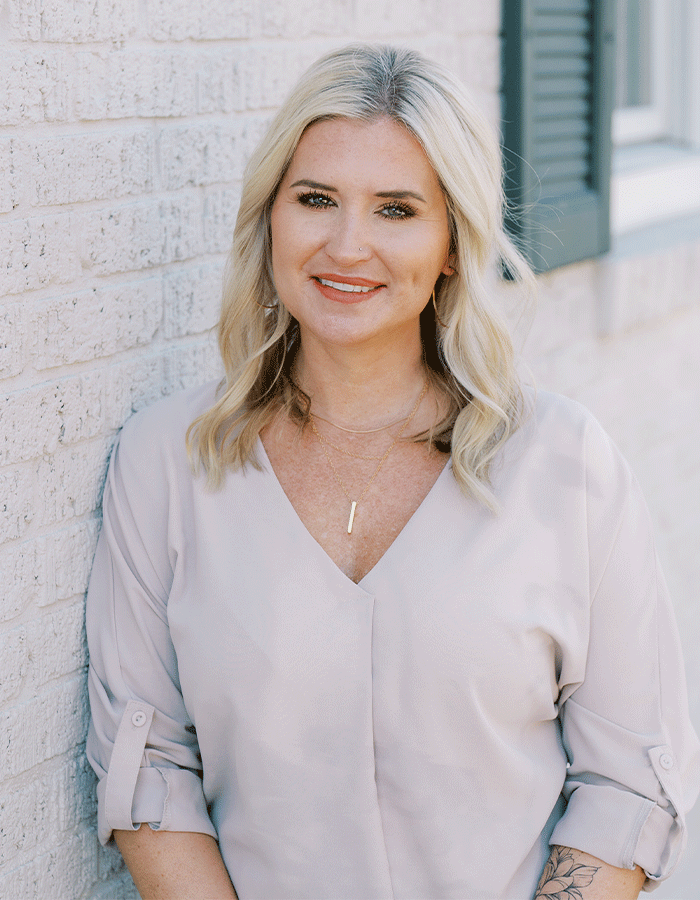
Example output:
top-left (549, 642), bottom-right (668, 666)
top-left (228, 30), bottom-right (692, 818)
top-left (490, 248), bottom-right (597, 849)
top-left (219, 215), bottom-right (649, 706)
top-left (297, 191), bottom-right (335, 209)
top-left (380, 201), bottom-right (416, 220)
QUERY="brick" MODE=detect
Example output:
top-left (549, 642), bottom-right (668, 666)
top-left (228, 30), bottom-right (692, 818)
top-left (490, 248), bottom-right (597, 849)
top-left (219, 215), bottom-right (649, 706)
top-left (58, 754), bottom-right (98, 832)
top-left (0, 465), bottom-right (34, 543)
top-left (456, 35), bottom-right (501, 92)
top-left (0, 831), bottom-right (97, 899)
top-left (196, 50), bottom-right (245, 115)
top-left (104, 356), bottom-right (165, 429)
top-left (11, 0), bottom-right (137, 42)
top-left (41, 519), bottom-right (100, 607)
top-left (0, 540), bottom-right (43, 622)
top-left (163, 263), bottom-right (224, 338)
top-left (0, 51), bottom-right (71, 127)
top-left (0, 626), bottom-right (28, 705)
top-left (0, 769), bottom-right (62, 865)
top-left (158, 122), bottom-right (248, 190)
top-left (241, 46), bottom-right (310, 110)
top-left (29, 130), bottom-right (154, 206)
top-left (97, 839), bottom-right (131, 881)
top-left (92, 864), bottom-right (139, 899)
top-left (354, 0), bottom-right (432, 37)
top-left (438, 0), bottom-right (501, 33)
top-left (0, 384), bottom-right (62, 466)
top-left (36, 439), bottom-right (111, 527)
top-left (0, 214), bottom-right (79, 296)
top-left (32, 279), bottom-right (162, 370)
top-left (27, 603), bottom-right (87, 686)
top-left (0, 677), bottom-right (88, 781)
top-left (0, 138), bottom-right (21, 213)
top-left (0, 303), bottom-right (26, 379)
top-left (59, 372), bottom-right (106, 446)
top-left (0, 375), bottom-right (106, 466)
top-left (261, 0), bottom-right (352, 37)
top-left (81, 195), bottom-right (203, 276)
top-left (8, 0), bottom-right (42, 39)
top-left (203, 186), bottom-right (242, 254)
top-left (75, 50), bottom-right (198, 120)
top-left (163, 343), bottom-right (223, 395)
top-left (147, 0), bottom-right (257, 40)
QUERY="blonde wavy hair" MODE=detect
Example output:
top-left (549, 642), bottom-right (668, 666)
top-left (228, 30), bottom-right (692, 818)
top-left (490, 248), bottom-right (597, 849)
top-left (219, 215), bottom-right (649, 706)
top-left (187, 43), bottom-right (534, 510)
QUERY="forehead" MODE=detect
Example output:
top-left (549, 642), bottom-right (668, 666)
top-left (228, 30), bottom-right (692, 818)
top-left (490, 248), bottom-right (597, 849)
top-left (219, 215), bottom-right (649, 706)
top-left (284, 117), bottom-right (441, 191)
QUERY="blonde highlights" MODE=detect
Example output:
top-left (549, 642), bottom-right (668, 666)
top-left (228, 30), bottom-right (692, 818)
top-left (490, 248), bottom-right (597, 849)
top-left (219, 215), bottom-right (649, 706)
top-left (187, 44), bottom-right (535, 510)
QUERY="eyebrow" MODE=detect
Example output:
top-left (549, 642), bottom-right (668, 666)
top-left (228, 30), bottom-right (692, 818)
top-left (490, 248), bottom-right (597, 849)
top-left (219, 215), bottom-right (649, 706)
top-left (289, 179), bottom-right (426, 203)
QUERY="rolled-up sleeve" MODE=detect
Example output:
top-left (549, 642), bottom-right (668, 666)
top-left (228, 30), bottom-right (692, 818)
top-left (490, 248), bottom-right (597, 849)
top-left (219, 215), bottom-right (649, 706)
top-left (86, 414), bottom-right (217, 846)
top-left (550, 417), bottom-right (700, 889)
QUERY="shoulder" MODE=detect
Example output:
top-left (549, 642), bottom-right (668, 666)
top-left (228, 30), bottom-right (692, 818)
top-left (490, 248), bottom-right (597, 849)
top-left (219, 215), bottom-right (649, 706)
top-left (116, 378), bottom-right (222, 462)
top-left (109, 379), bottom-right (223, 501)
top-left (528, 389), bottom-right (604, 441)
top-left (512, 389), bottom-right (633, 497)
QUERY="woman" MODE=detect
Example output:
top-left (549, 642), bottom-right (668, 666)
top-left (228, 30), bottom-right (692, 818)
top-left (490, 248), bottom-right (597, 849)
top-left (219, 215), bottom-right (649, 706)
top-left (86, 45), bottom-right (699, 899)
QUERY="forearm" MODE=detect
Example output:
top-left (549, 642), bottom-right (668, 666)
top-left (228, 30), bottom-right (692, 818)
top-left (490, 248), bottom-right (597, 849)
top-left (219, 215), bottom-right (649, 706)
top-left (115, 827), bottom-right (238, 900)
top-left (534, 845), bottom-right (645, 900)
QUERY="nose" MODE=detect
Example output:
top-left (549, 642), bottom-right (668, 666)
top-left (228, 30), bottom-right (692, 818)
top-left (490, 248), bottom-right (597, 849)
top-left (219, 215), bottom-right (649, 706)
top-left (324, 212), bottom-right (372, 266)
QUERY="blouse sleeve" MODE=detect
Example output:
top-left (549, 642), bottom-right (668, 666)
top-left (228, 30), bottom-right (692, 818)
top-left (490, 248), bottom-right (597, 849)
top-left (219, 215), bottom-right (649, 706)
top-left (85, 408), bottom-right (218, 846)
top-left (549, 414), bottom-right (700, 889)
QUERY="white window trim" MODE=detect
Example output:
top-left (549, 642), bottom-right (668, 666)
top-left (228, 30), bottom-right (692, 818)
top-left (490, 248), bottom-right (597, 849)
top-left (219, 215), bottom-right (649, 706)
top-left (611, 0), bottom-right (700, 236)
top-left (611, 149), bottom-right (700, 233)
top-left (613, 0), bottom-right (669, 146)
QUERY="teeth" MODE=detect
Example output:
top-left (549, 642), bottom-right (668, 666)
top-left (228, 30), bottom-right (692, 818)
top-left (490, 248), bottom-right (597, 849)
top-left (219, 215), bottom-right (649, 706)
top-left (318, 278), bottom-right (376, 293)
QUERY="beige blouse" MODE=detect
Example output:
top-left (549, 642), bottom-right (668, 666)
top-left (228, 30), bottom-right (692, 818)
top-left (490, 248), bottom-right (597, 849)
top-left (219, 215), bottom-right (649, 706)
top-left (86, 380), bottom-right (700, 899)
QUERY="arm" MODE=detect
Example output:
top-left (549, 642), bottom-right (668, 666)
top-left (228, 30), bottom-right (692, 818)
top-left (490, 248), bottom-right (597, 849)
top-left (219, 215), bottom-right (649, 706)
top-left (547, 415), bottom-right (700, 887)
top-left (115, 827), bottom-right (238, 900)
top-left (534, 846), bottom-right (644, 900)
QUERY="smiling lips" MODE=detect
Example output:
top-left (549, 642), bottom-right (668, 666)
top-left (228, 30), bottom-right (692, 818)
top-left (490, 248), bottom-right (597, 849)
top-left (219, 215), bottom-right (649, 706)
top-left (313, 275), bottom-right (384, 301)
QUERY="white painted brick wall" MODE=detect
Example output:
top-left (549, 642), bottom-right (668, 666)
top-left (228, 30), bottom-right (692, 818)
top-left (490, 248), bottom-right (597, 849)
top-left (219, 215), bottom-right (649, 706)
top-left (1, 0), bottom-right (698, 897)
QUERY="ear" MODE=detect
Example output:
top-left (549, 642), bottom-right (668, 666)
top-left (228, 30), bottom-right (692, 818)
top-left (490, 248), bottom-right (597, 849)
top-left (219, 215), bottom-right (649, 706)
top-left (441, 254), bottom-right (456, 277)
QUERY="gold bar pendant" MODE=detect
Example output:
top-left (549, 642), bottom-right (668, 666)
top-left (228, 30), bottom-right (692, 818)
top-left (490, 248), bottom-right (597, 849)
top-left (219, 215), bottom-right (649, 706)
top-left (347, 500), bottom-right (357, 534)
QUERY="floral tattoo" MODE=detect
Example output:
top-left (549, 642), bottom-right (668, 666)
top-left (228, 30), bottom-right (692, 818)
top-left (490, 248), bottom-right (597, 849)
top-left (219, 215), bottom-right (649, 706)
top-left (534, 846), bottom-right (600, 900)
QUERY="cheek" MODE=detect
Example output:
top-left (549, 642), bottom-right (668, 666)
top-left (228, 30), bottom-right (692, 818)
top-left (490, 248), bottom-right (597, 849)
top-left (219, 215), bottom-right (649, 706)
top-left (271, 207), bottom-right (319, 272)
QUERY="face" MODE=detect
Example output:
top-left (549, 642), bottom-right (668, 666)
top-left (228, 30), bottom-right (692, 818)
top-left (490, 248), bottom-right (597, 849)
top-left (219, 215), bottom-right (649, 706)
top-left (269, 117), bottom-right (452, 354)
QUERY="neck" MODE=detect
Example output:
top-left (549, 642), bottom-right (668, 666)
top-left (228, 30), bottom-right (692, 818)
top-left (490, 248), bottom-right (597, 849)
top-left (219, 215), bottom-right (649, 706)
top-left (294, 336), bottom-right (428, 432)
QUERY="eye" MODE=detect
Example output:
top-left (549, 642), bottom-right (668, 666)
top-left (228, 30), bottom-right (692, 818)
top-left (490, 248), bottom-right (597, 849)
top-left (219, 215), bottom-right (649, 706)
top-left (379, 201), bottom-right (416, 220)
top-left (296, 190), bottom-right (335, 209)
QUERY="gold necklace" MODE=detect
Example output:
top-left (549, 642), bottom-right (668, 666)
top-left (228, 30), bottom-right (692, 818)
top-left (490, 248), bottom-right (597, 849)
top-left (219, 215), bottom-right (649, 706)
top-left (310, 410), bottom-right (411, 434)
top-left (312, 432), bottom-right (385, 461)
top-left (309, 382), bottom-right (428, 534)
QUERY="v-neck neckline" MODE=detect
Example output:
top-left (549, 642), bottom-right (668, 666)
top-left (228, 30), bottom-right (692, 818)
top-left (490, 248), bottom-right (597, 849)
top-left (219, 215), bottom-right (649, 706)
top-left (255, 436), bottom-right (451, 590)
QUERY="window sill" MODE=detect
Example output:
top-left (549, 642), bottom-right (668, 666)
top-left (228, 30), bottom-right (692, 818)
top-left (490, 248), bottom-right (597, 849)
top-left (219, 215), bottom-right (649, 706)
top-left (610, 142), bottom-right (700, 235)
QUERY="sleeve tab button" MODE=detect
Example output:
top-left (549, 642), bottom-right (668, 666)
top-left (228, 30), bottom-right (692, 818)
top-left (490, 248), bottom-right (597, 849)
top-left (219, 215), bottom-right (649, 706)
top-left (659, 752), bottom-right (674, 770)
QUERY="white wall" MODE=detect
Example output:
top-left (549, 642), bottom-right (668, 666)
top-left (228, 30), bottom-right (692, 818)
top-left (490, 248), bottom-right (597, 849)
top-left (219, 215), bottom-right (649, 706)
top-left (0, 0), bottom-right (698, 897)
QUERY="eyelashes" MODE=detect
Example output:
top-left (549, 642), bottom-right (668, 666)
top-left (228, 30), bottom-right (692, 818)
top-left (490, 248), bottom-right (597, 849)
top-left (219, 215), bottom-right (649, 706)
top-left (295, 190), bottom-right (417, 220)
top-left (296, 190), bottom-right (335, 210)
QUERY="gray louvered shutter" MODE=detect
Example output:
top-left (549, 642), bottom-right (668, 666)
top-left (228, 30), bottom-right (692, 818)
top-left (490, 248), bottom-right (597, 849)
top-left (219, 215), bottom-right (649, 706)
top-left (501, 0), bottom-right (615, 273)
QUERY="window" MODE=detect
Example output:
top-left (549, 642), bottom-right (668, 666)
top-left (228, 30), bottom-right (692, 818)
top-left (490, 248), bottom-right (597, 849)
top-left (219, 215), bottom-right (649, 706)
top-left (611, 0), bottom-right (700, 234)
top-left (501, 0), bottom-right (700, 272)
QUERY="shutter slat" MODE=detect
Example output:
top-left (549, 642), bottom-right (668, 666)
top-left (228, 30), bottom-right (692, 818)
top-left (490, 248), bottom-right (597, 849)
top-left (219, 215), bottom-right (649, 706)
top-left (534, 137), bottom-right (590, 162)
top-left (538, 178), bottom-right (589, 199)
top-left (535, 74), bottom-right (592, 98)
top-left (534, 96), bottom-right (590, 119)
top-left (535, 34), bottom-right (591, 54)
top-left (538, 156), bottom-right (590, 182)
top-left (534, 55), bottom-right (589, 77)
top-left (533, 0), bottom-right (589, 12)
top-left (533, 118), bottom-right (589, 140)
top-left (533, 14), bottom-right (591, 34)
